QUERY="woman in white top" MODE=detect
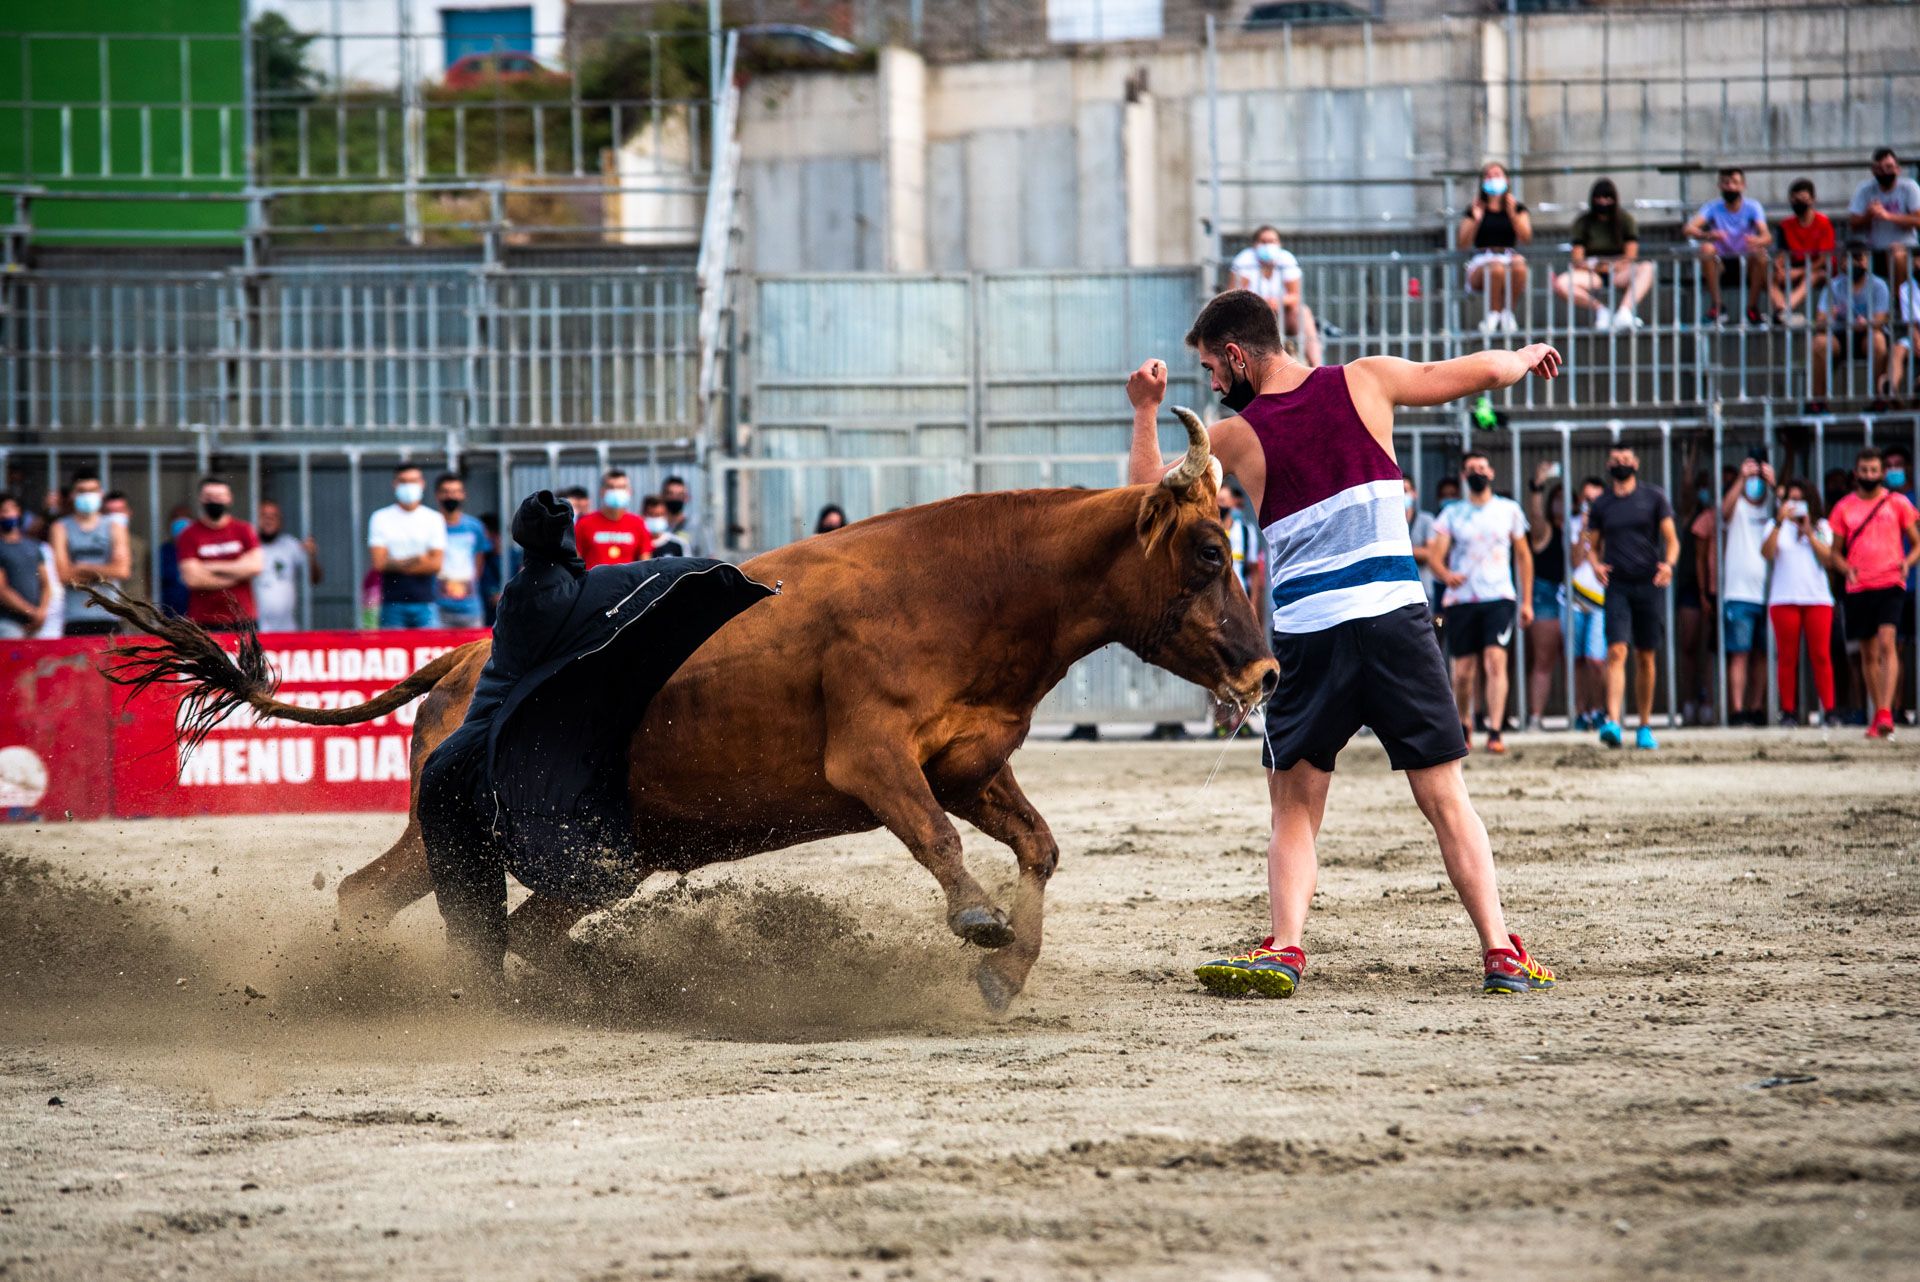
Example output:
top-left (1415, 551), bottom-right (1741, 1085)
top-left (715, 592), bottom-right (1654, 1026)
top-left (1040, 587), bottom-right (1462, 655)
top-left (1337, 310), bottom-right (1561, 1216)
top-left (1230, 225), bottom-right (1323, 366)
top-left (1761, 477), bottom-right (1840, 723)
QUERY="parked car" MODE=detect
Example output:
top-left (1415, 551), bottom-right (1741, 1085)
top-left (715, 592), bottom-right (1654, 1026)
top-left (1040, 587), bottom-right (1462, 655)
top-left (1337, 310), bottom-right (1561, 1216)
top-left (734, 24), bottom-right (864, 72)
top-left (444, 51), bottom-right (567, 91)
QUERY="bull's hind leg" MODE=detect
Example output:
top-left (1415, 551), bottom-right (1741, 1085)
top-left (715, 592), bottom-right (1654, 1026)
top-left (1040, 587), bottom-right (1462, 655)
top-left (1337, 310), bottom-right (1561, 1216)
top-left (506, 895), bottom-right (594, 972)
top-left (822, 731), bottom-right (1012, 949)
top-left (337, 819), bottom-right (436, 934)
top-left (950, 765), bottom-right (1059, 1012)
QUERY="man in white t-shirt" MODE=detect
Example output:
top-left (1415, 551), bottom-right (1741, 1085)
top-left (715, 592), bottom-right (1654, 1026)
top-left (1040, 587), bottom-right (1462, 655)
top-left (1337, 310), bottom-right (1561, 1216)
top-left (1230, 225), bottom-right (1323, 366)
top-left (1429, 452), bottom-right (1534, 754)
top-left (253, 499), bottom-right (321, 633)
top-left (368, 464), bottom-right (447, 630)
top-left (1719, 454), bottom-right (1776, 724)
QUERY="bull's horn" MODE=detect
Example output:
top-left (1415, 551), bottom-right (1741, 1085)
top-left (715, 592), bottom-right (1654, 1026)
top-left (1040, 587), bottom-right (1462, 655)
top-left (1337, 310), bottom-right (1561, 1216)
top-left (1162, 406), bottom-right (1212, 490)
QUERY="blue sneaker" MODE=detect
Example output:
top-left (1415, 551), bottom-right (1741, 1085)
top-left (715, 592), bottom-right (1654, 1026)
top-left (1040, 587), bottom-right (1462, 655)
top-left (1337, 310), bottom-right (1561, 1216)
top-left (1599, 719), bottom-right (1623, 748)
top-left (1635, 725), bottom-right (1659, 750)
top-left (1195, 938), bottom-right (1305, 999)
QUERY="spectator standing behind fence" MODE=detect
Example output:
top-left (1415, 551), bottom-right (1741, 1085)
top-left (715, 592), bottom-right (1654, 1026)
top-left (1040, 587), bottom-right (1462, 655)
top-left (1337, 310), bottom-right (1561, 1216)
top-left (0, 493), bottom-right (50, 640)
top-left (814, 505), bottom-right (848, 534)
top-left (433, 474), bottom-right (491, 627)
top-left (1809, 244), bottom-right (1891, 410)
top-left (1885, 277), bottom-right (1920, 398)
top-left (478, 511), bottom-right (505, 625)
top-left (1686, 167), bottom-right (1771, 327)
top-left (51, 470), bottom-right (130, 637)
top-left (1403, 475), bottom-right (1439, 607)
top-left (102, 492), bottom-right (148, 605)
top-left (642, 495), bottom-right (688, 558)
top-left (1523, 462), bottom-right (1568, 730)
top-left (1461, 162), bottom-right (1531, 336)
top-left (575, 470), bottom-right (653, 570)
top-left (368, 465), bottom-right (446, 631)
top-left (660, 475), bottom-right (705, 556)
top-left (1429, 453), bottom-right (1532, 755)
top-left (561, 486), bottom-right (593, 521)
top-left (1586, 446), bottom-right (1679, 750)
top-left (1553, 178), bottom-right (1651, 331)
top-left (1771, 179), bottom-right (1835, 325)
top-left (253, 499), bottom-right (321, 634)
top-left (175, 477), bottom-right (263, 632)
top-left (1231, 226), bottom-right (1324, 367)
top-left (1565, 475), bottom-right (1610, 730)
top-left (1719, 453), bottom-right (1777, 726)
top-left (1763, 478), bottom-right (1839, 727)
top-left (1830, 447), bottom-right (1920, 740)
top-left (1850, 148), bottom-right (1920, 314)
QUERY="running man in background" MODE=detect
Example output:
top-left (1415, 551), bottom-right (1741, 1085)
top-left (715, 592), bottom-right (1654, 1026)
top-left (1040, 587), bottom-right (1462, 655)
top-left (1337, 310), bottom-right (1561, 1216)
top-left (1585, 447), bottom-right (1680, 749)
top-left (1126, 289), bottom-right (1562, 998)
top-left (1428, 453), bottom-right (1533, 754)
top-left (1829, 446), bottom-right (1920, 739)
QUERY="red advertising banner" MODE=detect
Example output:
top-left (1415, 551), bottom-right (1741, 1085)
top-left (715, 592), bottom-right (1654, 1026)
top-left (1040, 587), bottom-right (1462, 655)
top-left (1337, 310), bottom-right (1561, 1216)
top-left (0, 629), bottom-right (485, 822)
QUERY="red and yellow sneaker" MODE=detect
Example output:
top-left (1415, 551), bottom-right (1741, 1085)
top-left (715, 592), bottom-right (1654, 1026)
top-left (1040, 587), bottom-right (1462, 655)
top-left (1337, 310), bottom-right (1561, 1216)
top-left (1195, 937), bottom-right (1306, 999)
top-left (1483, 934), bottom-right (1557, 995)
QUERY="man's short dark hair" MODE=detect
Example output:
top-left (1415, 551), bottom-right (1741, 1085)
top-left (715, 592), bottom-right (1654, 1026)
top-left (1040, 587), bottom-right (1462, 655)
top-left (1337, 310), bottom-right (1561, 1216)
top-left (1717, 166), bottom-right (1744, 181)
top-left (197, 475), bottom-right (230, 491)
top-left (1872, 146), bottom-right (1897, 165)
top-left (70, 468), bottom-right (101, 487)
top-left (1788, 177), bottom-right (1815, 198)
top-left (1185, 290), bottom-right (1282, 356)
top-left (1846, 237), bottom-right (1873, 254)
top-left (561, 484), bottom-right (591, 500)
top-left (603, 468), bottom-right (629, 484)
top-left (104, 489), bottom-right (128, 503)
top-left (642, 494), bottom-right (665, 509)
top-left (1857, 446), bottom-right (1884, 466)
top-left (393, 463), bottom-right (423, 478)
top-left (661, 474), bottom-right (687, 489)
top-left (1580, 475), bottom-right (1605, 491)
top-left (433, 472), bottom-right (462, 490)
top-left (1461, 451), bottom-right (1492, 469)
top-left (0, 492), bottom-right (20, 511)
top-left (1252, 224), bottom-right (1280, 241)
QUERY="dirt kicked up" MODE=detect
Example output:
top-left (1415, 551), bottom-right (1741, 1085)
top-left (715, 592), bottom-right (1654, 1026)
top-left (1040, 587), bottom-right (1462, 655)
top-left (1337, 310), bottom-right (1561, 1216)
top-left (1, 731), bottom-right (1916, 1281)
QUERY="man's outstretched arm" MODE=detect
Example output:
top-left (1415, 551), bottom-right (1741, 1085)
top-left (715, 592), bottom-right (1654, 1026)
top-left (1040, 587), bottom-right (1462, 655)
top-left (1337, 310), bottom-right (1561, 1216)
top-left (1350, 346), bottom-right (1561, 409)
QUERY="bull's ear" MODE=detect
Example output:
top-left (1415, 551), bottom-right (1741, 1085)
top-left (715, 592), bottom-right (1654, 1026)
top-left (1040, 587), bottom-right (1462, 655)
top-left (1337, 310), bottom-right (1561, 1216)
top-left (1136, 485), bottom-right (1180, 554)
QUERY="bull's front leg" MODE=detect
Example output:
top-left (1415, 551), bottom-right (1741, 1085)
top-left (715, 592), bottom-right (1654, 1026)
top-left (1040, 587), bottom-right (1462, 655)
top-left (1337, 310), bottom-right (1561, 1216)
top-left (950, 765), bottom-right (1059, 1012)
top-left (822, 731), bottom-right (1013, 950)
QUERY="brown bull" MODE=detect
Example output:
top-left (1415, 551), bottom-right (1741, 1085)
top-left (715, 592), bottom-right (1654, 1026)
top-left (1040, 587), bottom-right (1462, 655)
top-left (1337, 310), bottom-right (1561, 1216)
top-left (106, 410), bottom-right (1276, 1009)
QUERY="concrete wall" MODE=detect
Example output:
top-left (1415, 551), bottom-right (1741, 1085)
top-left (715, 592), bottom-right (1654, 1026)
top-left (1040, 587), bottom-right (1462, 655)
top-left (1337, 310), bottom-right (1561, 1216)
top-left (736, 5), bottom-right (1920, 273)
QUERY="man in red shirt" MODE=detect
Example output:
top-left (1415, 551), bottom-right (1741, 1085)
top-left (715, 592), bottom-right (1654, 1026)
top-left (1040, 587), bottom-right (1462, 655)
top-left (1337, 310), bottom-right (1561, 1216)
top-left (1831, 446), bottom-right (1920, 738)
top-left (174, 476), bottom-right (264, 629)
top-left (1772, 177), bottom-right (1837, 322)
top-left (572, 468), bottom-right (653, 570)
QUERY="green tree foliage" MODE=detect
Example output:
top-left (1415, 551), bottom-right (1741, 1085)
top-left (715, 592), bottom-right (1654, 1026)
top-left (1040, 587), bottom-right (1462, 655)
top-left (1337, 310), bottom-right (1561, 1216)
top-left (252, 12), bottom-right (321, 100)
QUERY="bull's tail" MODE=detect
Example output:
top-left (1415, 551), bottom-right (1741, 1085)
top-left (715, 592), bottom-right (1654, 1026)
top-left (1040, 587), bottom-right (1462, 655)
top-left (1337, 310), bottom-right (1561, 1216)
top-left (85, 587), bottom-right (472, 753)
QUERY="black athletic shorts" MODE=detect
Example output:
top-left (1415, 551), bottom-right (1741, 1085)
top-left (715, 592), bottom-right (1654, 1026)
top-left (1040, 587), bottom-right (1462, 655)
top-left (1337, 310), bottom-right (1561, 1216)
top-left (1844, 587), bottom-right (1909, 640)
top-left (1603, 577), bottom-right (1665, 651)
top-left (1262, 603), bottom-right (1469, 774)
top-left (1443, 599), bottom-right (1516, 658)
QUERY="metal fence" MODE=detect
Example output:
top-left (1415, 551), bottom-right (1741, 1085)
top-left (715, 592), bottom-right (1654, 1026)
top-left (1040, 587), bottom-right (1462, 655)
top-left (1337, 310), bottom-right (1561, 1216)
top-left (0, 257), bottom-right (701, 441)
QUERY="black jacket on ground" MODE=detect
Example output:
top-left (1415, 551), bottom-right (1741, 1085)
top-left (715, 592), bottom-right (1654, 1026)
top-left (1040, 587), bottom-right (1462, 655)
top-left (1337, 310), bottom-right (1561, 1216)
top-left (417, 490), bottom-right (773, 967)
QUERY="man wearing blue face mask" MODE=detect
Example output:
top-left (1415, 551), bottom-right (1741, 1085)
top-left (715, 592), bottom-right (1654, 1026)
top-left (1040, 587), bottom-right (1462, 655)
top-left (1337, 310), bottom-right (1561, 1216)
top-left (574, 468), bottom-right (654, 570)
top-left (51, 469), bottom-right (131, 637)
top-left (1719, 452), bottom-right (1776, 725)
top-left (368, 464), bottom-right (447, 630)
top-left (1230, 226), bottom-right (1323, 367)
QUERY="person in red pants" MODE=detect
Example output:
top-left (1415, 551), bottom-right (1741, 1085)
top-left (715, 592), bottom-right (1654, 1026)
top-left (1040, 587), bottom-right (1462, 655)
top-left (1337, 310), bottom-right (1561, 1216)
top-left (1763, 478), bottom-right (1841, 725)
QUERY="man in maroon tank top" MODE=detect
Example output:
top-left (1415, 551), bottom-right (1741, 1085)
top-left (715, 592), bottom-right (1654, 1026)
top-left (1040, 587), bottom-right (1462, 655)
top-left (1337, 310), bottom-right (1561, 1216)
top-left (1125, 290), bottom-right (1565, 997)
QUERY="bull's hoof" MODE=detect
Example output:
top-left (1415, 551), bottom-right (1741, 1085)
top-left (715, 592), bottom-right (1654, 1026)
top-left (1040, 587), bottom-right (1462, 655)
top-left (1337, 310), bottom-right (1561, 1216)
top-left (974, 964), bottom-right (1019, 1014)
top-left (949, 906), bottom-right (1015, 950)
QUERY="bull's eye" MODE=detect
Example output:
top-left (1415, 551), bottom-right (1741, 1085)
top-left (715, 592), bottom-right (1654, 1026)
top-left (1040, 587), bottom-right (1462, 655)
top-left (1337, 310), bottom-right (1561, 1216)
top-left (1199, 544), bottom-right (1226, 569)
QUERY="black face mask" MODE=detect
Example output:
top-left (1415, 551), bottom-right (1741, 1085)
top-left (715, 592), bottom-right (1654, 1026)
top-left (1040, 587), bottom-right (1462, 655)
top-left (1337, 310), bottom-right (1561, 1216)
top-left (1609, 464), bottom-right (1637, 482)
top-left (662, 498), bottom-right (685, 516)
top-left (1720, 188), bottom-right (1741, 205)
top-left (1592, 202), bottom-right (1616, 217)
top-left (201, 500), bottom-right (228, 520)
top-left (1219, 360), bottom-right (1257, 414)
top-left (1465, 473), bottom-right (1492, 495)
top-left (1790, 199), bottom-right (1812, 217)
top-left (1877, 170), bottom-right (1898, 190)
top-left (0, 517), bottom-right (18, 535)
top-left (1857, 473), bottom-right (1882, 493)
top-left (439, 497), bottom-right (462, 514)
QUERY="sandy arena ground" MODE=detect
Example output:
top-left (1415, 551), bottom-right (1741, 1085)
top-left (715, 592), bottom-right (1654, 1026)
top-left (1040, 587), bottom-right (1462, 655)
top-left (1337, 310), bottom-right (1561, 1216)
top-left (2, 730), bottom-right (1917, 1281)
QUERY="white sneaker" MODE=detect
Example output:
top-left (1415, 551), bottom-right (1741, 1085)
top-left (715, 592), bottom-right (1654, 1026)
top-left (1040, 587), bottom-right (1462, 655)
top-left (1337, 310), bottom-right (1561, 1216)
top-left (1594, 308), bottom-right (1614, 332)
top-left (1613, 306), bottom-right (1643, 330)
top-left (1478, 312), bottom-right (1502, 335)
top-left (1498, 309), bottom-right (1518, 334)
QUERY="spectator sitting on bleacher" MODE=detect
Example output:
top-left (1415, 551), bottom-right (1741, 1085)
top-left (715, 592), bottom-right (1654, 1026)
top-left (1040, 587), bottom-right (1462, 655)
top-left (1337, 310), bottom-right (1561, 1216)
top-left (1553, 178), bottom-right (1651, 332)
top-left (1460, 161), bottom-right (1531, 336)
top-left (1809, 243), bottom-right (1891, 410)
top-left (1850, 148), bottom-right (1920, 316)
top-left (1685, 167), bottom-right (1771, 327)
top-left (1887, 274), bottom-right (1920, 400)
top-left (1231, 226), bottom-right (1322, 367)
top-left (1771, 178), bottom-right (1835, 325)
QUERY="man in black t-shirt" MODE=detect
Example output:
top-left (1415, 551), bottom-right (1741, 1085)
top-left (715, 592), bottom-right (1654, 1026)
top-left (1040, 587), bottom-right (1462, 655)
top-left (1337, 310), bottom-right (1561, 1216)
top-left (1584, 446), bottom-right (1680, 750)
